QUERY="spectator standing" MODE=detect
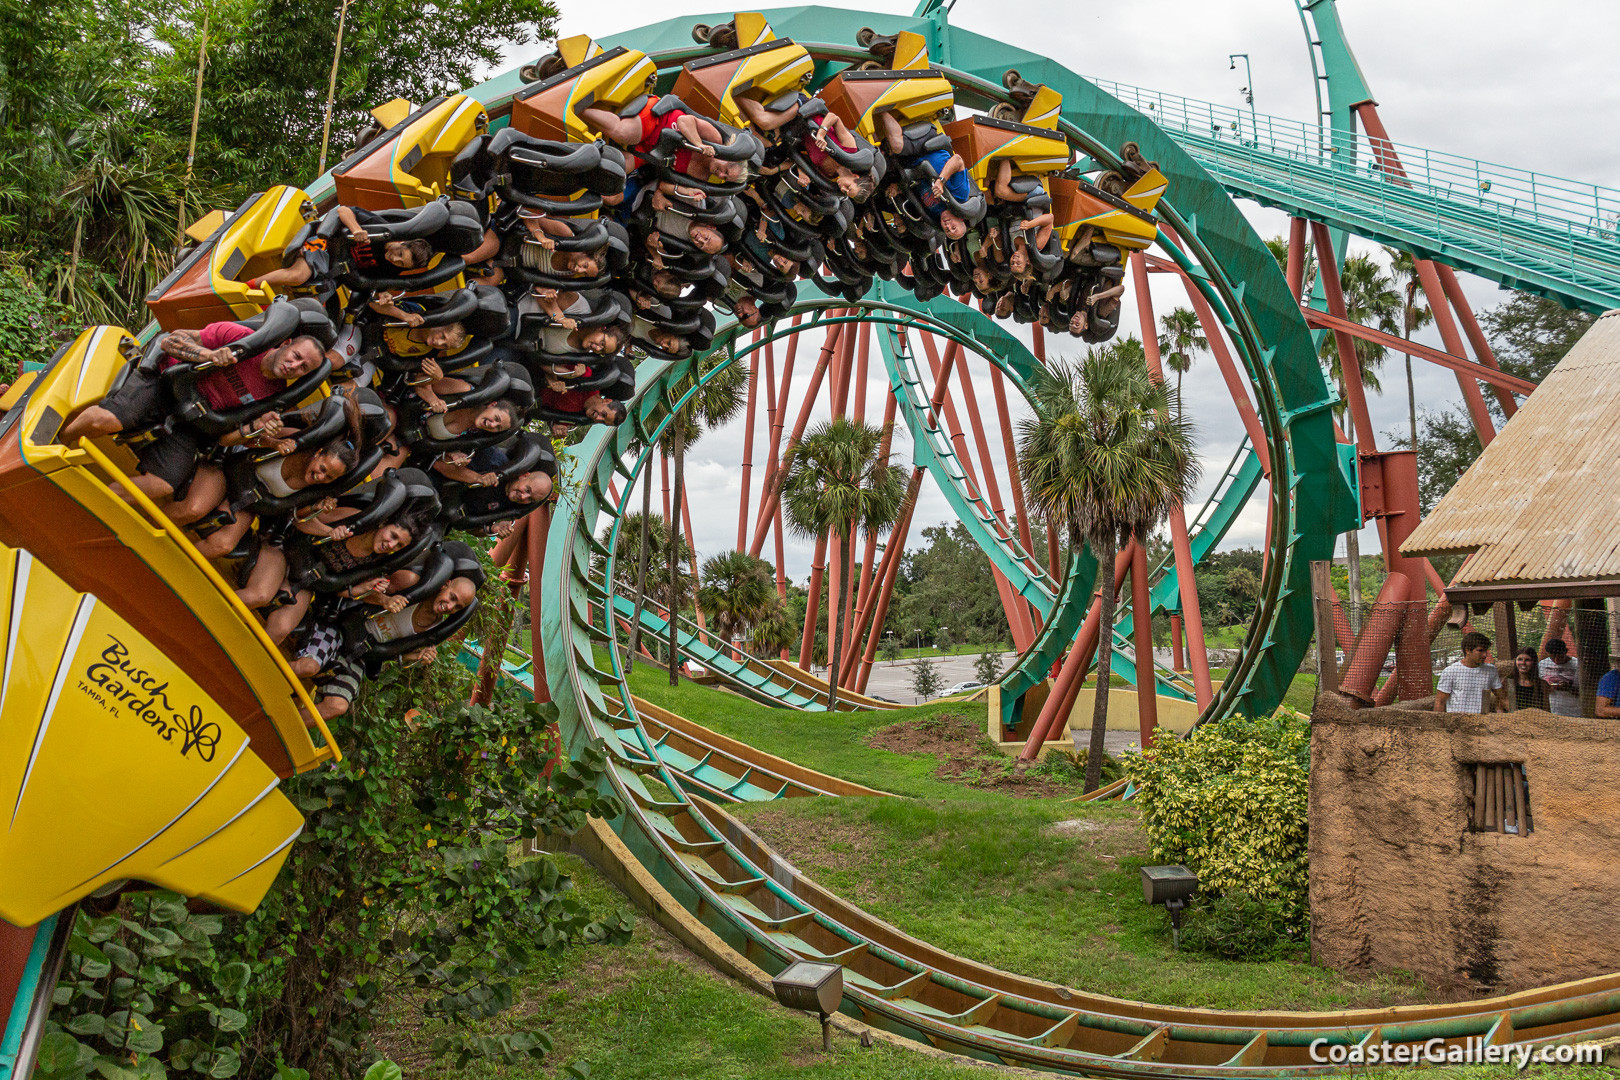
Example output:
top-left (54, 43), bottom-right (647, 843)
top-left (1435, 631), bottom-right (1504, 713)
top-left (1539, 637), bottom-right (1581, 716)
top-left (1509, 648), bottom-right (1550, 711)
top-left (1595, 657), bottom-right (1620, 719)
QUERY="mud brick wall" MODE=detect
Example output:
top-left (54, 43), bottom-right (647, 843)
top-left (1310, 692), bottom-right (1620, 994)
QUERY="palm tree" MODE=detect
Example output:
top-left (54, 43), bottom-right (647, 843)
top-left (1320, 252), bottom-right (1400, 627)
top-left (746, 599), bottom-right (795, 659)
top-left (1265, 235), bottom-right (1316, 297)
top-left (1382, 246), bottom-right (1434, 449)
top-left (781, 417), bottom-right (906, 708)
top-left (597, 512), bottom-right (692, 622)
top-left (1018, 349), bottom-right (1198, 792)
top-left (1322, 253), bottom-right (1403, 400)
top-left (1156, 307), bottom-right (1206, 396)
top-left (661, 353), bottom-right (748, 685)
top-left (698, 550), bottom-right (778, 655)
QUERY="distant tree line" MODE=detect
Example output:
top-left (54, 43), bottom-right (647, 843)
top-left (0, 0), bottom-right (558, 373)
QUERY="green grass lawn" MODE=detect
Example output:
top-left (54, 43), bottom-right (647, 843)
top-left (620, 675), bottom-right (1426, 1012)
top-left (374, 853), bottom-right (1003, 1080)
top-left (370, 673), bottom-right (1603, 1079)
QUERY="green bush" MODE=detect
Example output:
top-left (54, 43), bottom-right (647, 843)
top-left (1034, 747), bottom-right (1122, 787)
top-left (1179, 890), bottom-right (1307, 961)
top-left (1121, 707), bottom-right (1310, 948)
top-left (0, 261), bottom-right (75, 381)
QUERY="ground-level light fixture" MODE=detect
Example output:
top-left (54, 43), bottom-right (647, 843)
top-left (771, 960), bottom-right (844, 1051)
top-left (1141, 865), bottom-right (1199, 950)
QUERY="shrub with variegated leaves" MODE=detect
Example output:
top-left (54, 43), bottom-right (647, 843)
top-left (1122, 707), bottom-right (1311, 940)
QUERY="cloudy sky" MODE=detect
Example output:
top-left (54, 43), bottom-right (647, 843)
top-left (490, 0), bottom-right (1620, 581)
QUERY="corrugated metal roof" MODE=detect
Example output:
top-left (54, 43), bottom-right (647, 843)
top-left (1401, 309), bottom-right (1620, 586)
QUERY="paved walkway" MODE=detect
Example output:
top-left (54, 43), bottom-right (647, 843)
top-left (853, 652), bottom-right (1019, 704)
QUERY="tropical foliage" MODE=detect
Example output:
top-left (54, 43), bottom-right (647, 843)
top-left (658, 354), bottom-right (747, 682)
top-left (0, 0), bottom-right (557, 337)
top-left (1122, 708), bottom-right (1311, 953)
top-left (698, 550), bottom-right (781, 650)
top-left (46, 653), bottom-right (630, 1080)
top-left (1019, 347), bottom-right (1197, 790)
top-left (1156, 306), bottom-right (1206, 394)
top-left (781, 417), bottom-right (905, 706)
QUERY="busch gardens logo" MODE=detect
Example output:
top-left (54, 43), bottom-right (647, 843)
top-left (82, 635), bottom-right (221, 761)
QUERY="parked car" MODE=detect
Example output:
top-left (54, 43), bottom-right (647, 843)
top-left (944, 681), bottom-right (985, 695)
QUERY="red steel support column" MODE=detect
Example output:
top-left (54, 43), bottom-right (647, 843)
top-left (1130, 538), bottom-right (1159, 746)
top-left (736, 334), bottom-right (761, 551)
top-left (842, 389), bottom-right (898, 680)
top-left (1018, 545), bottom-right (1134, 761)
top-left (1311, 222), bottom-right (1377, 453)
top-left (680, 485), bottom-right (706, 637)
top-left (990, 368), bottom-right (1036, 558)
top-left (953, 337), bottom-right (1040, 635)
top-left (1134, 252), bottom-right (1214, 709)
top-left (1168, 260), bottom-right (1272, 474)
top-left (526, 504), bottom-right (551, 704)
top-left (661, 452), bottom-right (671, 525)
top-left (855, 467), bottom-right (925, 692)
top-left (1286, 217), bottom-right (1308, 301)
top-left (1414, 259), bottom-right (1497, 446)
top-left (1170, 614), bottom-right (1185, 672)
top-left (918, 333), bottom-right (1037, 650)
top-left (750, 318), bottom-right (843, 557)
top-left (1435, 262), bottom-right (1518, 418)
top-left (799, 532), bottom-right (828, 668)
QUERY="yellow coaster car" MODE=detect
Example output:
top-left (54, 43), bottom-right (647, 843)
top-left (0, 537), bottom-right (306, 924)
top-left (945, 85), bottom-right (1073, 188)
top-left (146, 185), bottom-right (315, 332)
top-left (510, 35), bottom-right (659, 144)
top-left (0, 326), bottom-right (340, 919)
top-left (672, 13), bottom-right (814, 130)
top-left (1050, 166), bottom-right (1167, 252)
top-left (332, 93), bottom-right (490, 211)
top-left (819, 32), bottom-right (954, 145)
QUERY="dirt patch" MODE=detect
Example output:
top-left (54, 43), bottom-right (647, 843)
top-left (867, 712), bottom-right (1099, 798)
top-left (1045, 818), bottom-right (1105, 836)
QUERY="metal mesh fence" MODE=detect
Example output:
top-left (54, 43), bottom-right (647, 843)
top-left (1321, 596), bottom-right (1620, 715)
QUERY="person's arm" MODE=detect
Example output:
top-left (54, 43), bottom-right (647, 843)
top-left (993, 158), bottom-right (1018, 202)
top-left (295, 506), bottom-right (354, 539)
top-left (369, 292), bottom-right (424, 326)
top-left (673, 112), bottom-right (722, 154)
top-left (413, 357), bottom-right (448, 412)
top-left (532, 288), bottom-right (577, 329)
top-left (466, 227), bottom-right (500, 264)
top-left (820, 113), bottom-right (857, 152)
top-left (218, 410), bottom-right (287, 448)
top-left (159, 328), bottom-right (234, 368)
top-left (877, 110), bottom-right (905, 155)
top-left (931, 153), bottom-right (966, 198)
top-left (737, 94), bottom-right (800, 133)
top-left (433, 458), bottom-right (485, 484)
top-left (1014, 211), bottom-right (1054, 234)
top-left (1434, 689), bottom-right (1450, 713)
top-left (1598, 676), bottom-right (1620, 717)
top-left (336, 205), bottom-right (370, 242)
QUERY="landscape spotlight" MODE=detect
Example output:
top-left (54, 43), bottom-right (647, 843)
top-left (1141, 865), bottom-right (1199, 950)
top-left (771, 960), bottom-right (844, 1051)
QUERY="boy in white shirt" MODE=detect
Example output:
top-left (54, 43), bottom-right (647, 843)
top-left (1435, 631), bottom-right (1505, 713)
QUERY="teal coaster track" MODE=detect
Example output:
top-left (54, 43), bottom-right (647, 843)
top-left (507, 5), bottom-right (1620, 1068)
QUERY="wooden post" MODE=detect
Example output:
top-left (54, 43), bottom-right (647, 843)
top-left (1513, 764), bottom-right (1529, 834)
top-left (1493, 602), bottom-right (1518, 707)
top-left (1310, 560), bottom-right (1339, 697)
